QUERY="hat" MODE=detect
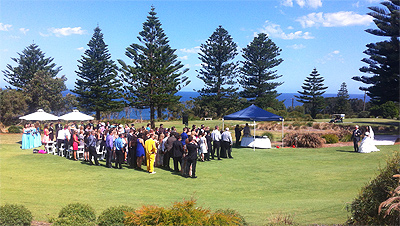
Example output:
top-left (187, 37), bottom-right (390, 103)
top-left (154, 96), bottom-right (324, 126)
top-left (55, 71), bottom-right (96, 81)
top-left (119, 124), bottom-right (123, 128)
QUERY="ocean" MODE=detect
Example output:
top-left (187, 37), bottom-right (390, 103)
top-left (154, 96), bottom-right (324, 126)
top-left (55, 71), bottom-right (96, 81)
top-left (63, 90), bottom-right (369, 120)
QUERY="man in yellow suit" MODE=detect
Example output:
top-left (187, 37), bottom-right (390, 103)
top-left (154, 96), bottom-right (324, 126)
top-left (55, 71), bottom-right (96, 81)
top-left (145, 133), bottom-right (157, 174)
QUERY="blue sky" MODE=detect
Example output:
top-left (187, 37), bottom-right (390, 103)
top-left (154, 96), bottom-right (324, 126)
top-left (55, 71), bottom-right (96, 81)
top-left (0, 0), bottom-right (384, 95)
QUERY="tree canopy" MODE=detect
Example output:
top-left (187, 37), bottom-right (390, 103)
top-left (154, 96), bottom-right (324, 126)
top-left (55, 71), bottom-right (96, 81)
top-left (119, 6), bottom-right (189, 128)
top-left (352, 0), bottom-right (399, 104)
top-left (239, 33), bottom-right (284, 110)
top-left (73, 26), bottom-right (124, 120)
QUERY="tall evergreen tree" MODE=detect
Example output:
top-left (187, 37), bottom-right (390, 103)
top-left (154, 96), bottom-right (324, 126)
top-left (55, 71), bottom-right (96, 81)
top-left (239, 33), bottom-right (284, 110)
top-left (73, 26), bottom-right (124, 120)
top-left (195, 25), bottom-right (239, 117)
top-left (119, 7), bottom-right (189, 128)
top-left (352, 0), bottom-right (399, 104)
top-left (3, 43), bottom-right (61, 90)
top-left (335, 82), bottom-right (352, 114)
top-left (295, 68), bottom-right (327, 118)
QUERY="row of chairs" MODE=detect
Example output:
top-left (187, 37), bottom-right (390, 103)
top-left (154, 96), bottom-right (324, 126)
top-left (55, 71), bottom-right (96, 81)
top-left (44, 141), bottom-right (106, 160)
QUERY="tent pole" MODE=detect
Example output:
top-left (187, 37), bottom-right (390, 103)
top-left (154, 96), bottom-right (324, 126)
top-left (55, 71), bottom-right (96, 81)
top-left (282, 118), bottom-right (284, 148)
top-left (253, 120), bottom-right (256, 151)
top-left (222, 119), bottom-right (224, 131)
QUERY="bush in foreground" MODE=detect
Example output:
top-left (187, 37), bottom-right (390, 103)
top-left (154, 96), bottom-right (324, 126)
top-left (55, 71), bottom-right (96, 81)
top-left (124, 199), bottom-right (247, 225)
top-left (0, 204), bottom-right (32, 226)
top-left (51, 203), bottom-right (96, 226)
top-left (346, 152), bottom-right (400, 225)
top-left (98, 205), bottom-right (135, 226)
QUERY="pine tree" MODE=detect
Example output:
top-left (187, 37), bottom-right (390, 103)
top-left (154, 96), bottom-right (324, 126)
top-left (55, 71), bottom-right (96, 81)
top-left (335, 82), bottom-right (352, 114)
top-left (73, 26), bottom-right (124, 120)
top-left (352, 0), bottom-right (399, 104)
top-left (119, 7), bottom-right (189, 128)
top-left (239, 33), bottom-right (284, 110)
top-left (3, 43), bottom-right (61, 90)
top-left (195, 25), bottom-right (239, 117)
top-left (295, 68), bottom-right (327, 118)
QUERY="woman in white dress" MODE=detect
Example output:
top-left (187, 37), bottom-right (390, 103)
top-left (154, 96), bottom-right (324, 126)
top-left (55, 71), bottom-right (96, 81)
top-left (359, 126), bottom-right (380, 153)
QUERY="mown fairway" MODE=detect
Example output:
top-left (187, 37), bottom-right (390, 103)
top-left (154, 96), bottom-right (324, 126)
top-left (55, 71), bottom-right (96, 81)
top-left (1, 133), bottom-right (399, 225)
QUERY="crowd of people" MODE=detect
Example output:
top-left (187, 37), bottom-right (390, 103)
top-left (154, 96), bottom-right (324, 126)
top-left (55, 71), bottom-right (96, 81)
top-left (21, 120), bottom-right (241, 179)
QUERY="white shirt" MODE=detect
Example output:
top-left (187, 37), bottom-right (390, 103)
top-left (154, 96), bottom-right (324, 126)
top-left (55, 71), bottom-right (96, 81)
top-left (211, 129), bottom-right (221, 141)
top-left (57, 129), bottom-right (65, 140)
top-left (221, 131), bottom-right (232, 144)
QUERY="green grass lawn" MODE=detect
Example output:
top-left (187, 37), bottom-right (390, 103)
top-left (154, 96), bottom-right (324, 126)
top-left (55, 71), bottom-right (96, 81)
top-left (1, 133), bottom-right (399, 225)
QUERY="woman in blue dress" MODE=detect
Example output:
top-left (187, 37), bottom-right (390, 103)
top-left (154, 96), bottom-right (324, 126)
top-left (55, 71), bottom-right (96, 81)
top-left (136, 133), bottom-right (145, 170)
top-left (28, 124), bottom-right (35, 149)
top-left (21, 124), bottom-right (30, 149)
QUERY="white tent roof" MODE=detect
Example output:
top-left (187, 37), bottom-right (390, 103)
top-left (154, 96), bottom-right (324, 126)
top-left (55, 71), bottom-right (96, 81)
top-left (59, 110), bottom-right (94, 121)
top-left (19, 109), bottom-right (59, 121)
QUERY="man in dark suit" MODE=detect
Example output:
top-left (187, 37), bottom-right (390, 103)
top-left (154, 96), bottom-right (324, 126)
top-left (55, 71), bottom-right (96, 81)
top-left (171, 134), bottom-right (184, 172)
top-left (164, 132), bottom-right (176, 170)
top-left (184, 136), bottom-right (199, 178)
top-left (352, 125), bottom-right (362, 152)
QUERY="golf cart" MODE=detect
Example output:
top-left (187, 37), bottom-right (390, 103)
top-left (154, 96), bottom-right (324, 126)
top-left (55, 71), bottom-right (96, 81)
top-left (329, 114), bottom-right (345, 123)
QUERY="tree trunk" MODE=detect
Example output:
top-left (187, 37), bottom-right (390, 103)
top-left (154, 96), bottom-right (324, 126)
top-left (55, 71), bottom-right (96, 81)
top-left (150, 105), bottom-right (155, 129)
top-left (96, 110), bottom-right (101, 120)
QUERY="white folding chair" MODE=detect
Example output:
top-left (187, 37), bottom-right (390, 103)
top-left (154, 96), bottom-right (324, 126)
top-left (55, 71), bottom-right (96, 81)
top-left (77, 145), bottom-right (85, 160)
top-left (58, 143), bottom-right (65, 157)
top-left (45, 141), bottom-right (56, 155)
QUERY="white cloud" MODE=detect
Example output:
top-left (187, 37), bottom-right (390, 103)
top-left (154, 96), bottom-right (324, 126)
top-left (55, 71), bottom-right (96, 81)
top-left (258, 21), bottom-right (314, 40)
top-left (0, 23), bottom-right (12, 31)
top-left (283, 0), bottom-right (322, 8)
top-left (50, 27), bottom-right (86, 37)
top-left (281, 0), bottom-right (293, 7)
top-left (297, 11), bottom-right (373, 28)
top-left (317, 50), bottom-right (344, 64)
top-left (287, 44), bottom-right (306, 49)
top-left (180, 46), bottom-right (200, 54)
top-left (76, 47), bottom-right (85, 52)
top-left (179, 55), bottom-right (188, 60)
top-left (39, 32), bottom-right (51, 37)
top-left (19, 28), bottom-right (29, 35)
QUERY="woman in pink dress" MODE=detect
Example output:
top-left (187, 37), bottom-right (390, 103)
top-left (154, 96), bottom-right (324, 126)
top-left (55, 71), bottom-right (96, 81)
top-left (41, 124), bottom-right (50, 145)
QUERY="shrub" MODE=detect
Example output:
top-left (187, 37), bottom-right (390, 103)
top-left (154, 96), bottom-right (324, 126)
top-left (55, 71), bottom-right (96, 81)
top-left (306, 122), bottom-right (313, 127)
top-left (51, 203), bottom-right (96, 226)
top-left (315, 114), bottom-right (324, 119)
top-left (346, 152), bottom-right (400, 225)
top-left (283, 133), bottom-right (324, 148)
top-left (321, 134), bottom-right (339, 144)
top-left (267, 212), bottom-right (298, 226)
top-left (207, 209), bottom-right (247, 226)
top-left (98, 205), bottom-right (135, 226)
top-left (124, 199), bottom-right (246, 226)
top-left (8, 125), bottom-right (22, 133)
top-left (0, 204), bottom-right (32, 226)
top-left (262, 132), bottom-right (274, 141)
top-left (340, 133), bottom-right (352, 142)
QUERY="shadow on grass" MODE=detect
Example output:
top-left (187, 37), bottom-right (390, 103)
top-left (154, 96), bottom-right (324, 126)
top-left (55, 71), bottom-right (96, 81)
top-left (336, 149), bottom-right (358, 153)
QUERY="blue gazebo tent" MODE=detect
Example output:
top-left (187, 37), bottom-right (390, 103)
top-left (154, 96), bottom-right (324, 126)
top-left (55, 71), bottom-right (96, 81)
top-left (223, 104), bottom-right (284, 150)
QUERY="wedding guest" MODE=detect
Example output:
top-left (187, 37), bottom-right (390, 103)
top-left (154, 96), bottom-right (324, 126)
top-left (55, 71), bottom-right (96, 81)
top-left (155, 133), bottom-right (165, 167)
top-left (72, 130), bottom-right (79, 161)
top-left (105, 130), bottom-right (114, 168)
top-left (114, 133), bottom-right (125, 169)
top-left (164, 132), bottom-right (176, 170)
top-left (221, 128), bottom-right (233, 158)
top-left (41, 124), bottom-right (50, 145)
top-left (198, 132), bottom-right (207, 162)
top-left (127, 129), bottom-right (137, 169)
top-left (136, 133), bottom-right (145, 170)
top-left (234, 124), bottom-right (242, 146)
top-left (48, 123), bottom-right (55, 141)
top-left (171, 134), bottom-right (184, 172)
top-left (21, 124), bottom-right (30, 149)
top-left (87, 130), bottom-right (99, 166)
top-left (184, 136), bottom-right (199, 178)
top-left (145, 133), bottom-right (157, 174)
top-left (243, 123), bottom-right (251, 137)
top-left (211, 126), bottom-right (221, 160)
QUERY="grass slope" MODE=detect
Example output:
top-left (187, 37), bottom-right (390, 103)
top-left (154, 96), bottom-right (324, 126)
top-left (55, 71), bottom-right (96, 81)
top-left (0, 133), bottom-right (399, 225)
